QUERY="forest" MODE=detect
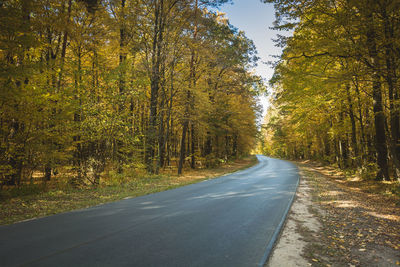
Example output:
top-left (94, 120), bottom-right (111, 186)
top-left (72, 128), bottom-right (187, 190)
top-left (0, 0), bottom-right (263, 188)
top-left (262, 0), bottom-right (400, 181)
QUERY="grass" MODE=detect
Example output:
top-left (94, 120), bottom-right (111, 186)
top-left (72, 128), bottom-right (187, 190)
top-left (0, 155), bottom-right (258, 225)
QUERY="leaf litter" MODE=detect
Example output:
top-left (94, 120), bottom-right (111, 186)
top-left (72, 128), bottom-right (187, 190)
top-left (268, 161), bottom-right (400, 267)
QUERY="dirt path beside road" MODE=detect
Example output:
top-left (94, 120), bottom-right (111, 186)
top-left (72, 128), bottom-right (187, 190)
top-left (268, 162), bottom-right (400, 267)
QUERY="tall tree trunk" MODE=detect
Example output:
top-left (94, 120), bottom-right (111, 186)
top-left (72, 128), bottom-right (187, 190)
top-left (345, 84), bottom-right (359, 166)
top-left (232, 134), bottom-right (238, 158)
top-left (57, 0), bottom-right (72, 91)
top-left (146, 0), bottom-right (164, 173)
top-left (8, 0), bottom-right (31, 186)
top-left (178, 100), bottom-right (189, 175)
top-left (119, 0), bottom-right (127, 97)
top-left (157, 109), bottom-right (165, 173)
top-left (72, 47), bottom-right (83, 185)
top-left (204, 132), bottom-right (212, 156)
top-left (324, 134), bottom-right (331, 160)
top-left (365, 9), bottom-right (389, 180)
top-left (190, 123), bottom-right (195, 169)
top-left (115, 0), bottom-right (127, 173)
top-left (383, 7), bottom-right (400, 178)
top-left (178, 0), bottom-right (198, 174)
top-left (225, 134), bottom-right (229, 160)
top-left (157, 66), bottom-right (167, 173)
top-left (163, 66), bottom-right (174, 168)
top-left (334, 135), bottom-right (340, 167)
top-left (187, 122), bottom-right (191, 157)
top-left (189, 0), bottom-right (199, 170)
top-left (353, 78), bottom-right (367, 162)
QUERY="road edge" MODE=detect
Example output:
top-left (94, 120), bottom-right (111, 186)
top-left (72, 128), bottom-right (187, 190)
top-left (258, 160), bottom-right (300, 267)
top-left (2, 156), bottom-right (260, 226)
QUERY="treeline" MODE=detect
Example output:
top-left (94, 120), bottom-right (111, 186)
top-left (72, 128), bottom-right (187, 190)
top-left (0, 0), bottom-right (262, 187)
top-left (261, 0), bottom-right (400, 180)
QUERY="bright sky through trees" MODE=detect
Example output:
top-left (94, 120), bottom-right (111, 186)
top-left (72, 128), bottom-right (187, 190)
top-left (218, 0), bottom-right (285, 116)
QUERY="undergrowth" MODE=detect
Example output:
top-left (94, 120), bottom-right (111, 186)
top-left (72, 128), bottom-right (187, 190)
top-left (0, 155), bottom-right (258, 225)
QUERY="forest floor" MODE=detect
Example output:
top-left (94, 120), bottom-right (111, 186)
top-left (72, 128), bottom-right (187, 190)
top-left (268, 161), bottom-right (400, 267)
top-left (0, 155), bottom-right (257, 225)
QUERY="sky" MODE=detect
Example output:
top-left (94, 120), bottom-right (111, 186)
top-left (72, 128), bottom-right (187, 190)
top-left (216, 0), bottom-right (285, 117)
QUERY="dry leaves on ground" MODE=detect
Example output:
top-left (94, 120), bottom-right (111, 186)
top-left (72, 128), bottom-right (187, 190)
top-left (298, 162), bottom-right (400, 267)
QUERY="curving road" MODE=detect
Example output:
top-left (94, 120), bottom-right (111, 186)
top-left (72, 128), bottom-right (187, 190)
top-left (0, 155), bottom-right (299, 267)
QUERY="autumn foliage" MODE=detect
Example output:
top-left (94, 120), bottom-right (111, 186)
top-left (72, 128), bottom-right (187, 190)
top-left (0, 0), bottom-right (262, 188)
top-left (262, 0), bottom-right (400, 181)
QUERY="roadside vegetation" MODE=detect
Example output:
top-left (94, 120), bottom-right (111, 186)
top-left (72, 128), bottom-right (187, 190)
top-left (0, 155), bottom-right (257, 225)
top-left (261, 0), bottom-right (400, 182)
top-left (0, 0), bottom-right (262, 192)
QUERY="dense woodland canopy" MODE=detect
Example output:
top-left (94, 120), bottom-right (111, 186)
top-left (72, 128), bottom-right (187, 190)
top-left (0, 0), bottom-right (263, 187)
top-left (262, 0), bottom-right (400, 180)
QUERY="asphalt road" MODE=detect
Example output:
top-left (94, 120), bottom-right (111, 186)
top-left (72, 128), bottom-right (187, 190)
top-left (0, 155), bottom-right (299, 267)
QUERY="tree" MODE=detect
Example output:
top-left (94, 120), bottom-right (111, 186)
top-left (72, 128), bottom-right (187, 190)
top-left (0, 0), bottom-right (261, 188)
top-left (262, 0), bottom-right (400, 180)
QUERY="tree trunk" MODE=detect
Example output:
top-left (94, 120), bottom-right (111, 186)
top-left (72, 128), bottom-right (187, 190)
top-left (383, 8), bottom-right (400, 178)
top-left (178, 102), bottom-right (189, 175)
top-left (365, 10), bottom-right (389, 180)
top-left (72, 47), bottom-right (83, 184)
top-left (190, 123), bottom-right (195, 169)
top-left (324, 134), bottom-right (331, 160)
top-left (157, 71), bottom-right (167, 173)
top-left (204, 132), bottom-right (212, 156)
top-left (145, 0), bottom-right (164, 173)
top-left (57, 0), bottom-right (72, 91)
top-left (345, 84), bottom-right (359, 166)
top-left (119, 0), bottom-right (127, 96)
top-left (233, 134), bottom-right (238, 158)
top-left (353, 78), bottom-right (367, 162)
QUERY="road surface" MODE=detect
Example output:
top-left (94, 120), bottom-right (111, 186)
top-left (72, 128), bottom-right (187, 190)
top-left (0, 155), bottom-right (299, 267)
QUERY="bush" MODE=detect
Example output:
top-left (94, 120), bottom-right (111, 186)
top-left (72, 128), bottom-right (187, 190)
top-left (1, 183), bottom-right (46, 200)
top-left (205, 154), bottom-right (221, 168)
top-left (358, 162), bottom-right (378, 180)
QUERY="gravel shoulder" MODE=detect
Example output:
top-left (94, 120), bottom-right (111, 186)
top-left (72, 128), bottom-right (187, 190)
top-left (267, 161), bottom-right (400, 267)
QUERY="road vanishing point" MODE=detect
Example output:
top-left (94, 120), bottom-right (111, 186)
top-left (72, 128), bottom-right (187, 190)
top-left (0, 155), bottom-right (299, 267)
